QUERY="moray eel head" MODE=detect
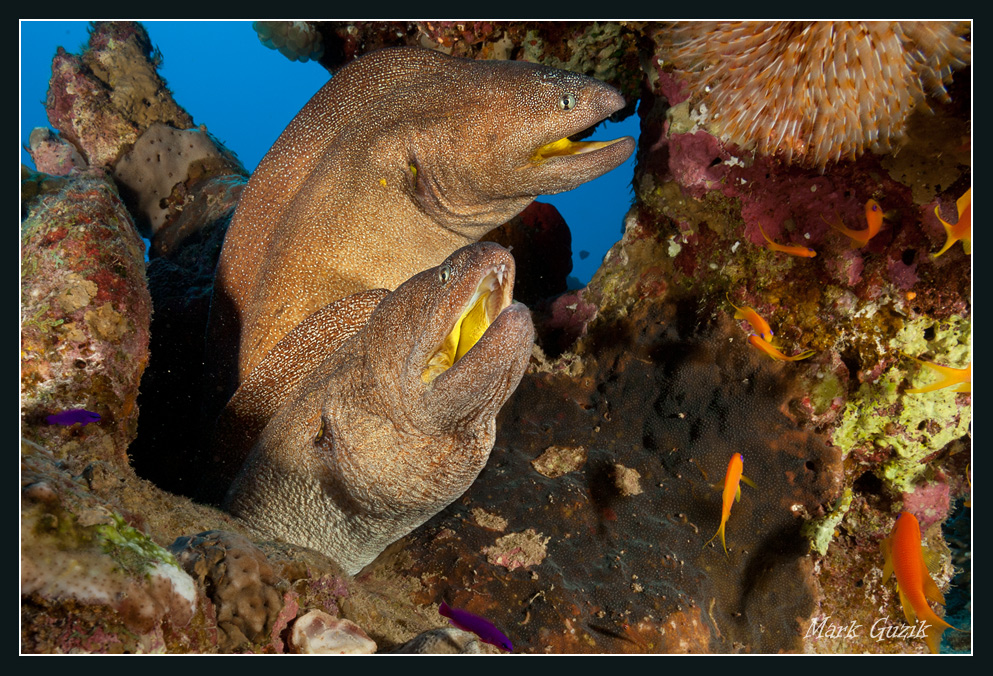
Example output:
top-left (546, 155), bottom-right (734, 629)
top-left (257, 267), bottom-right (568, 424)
top-left (364, 241), bottom-right (533, 424)
top-left (404, 50), bottom-right (635, 222)
top-left (513, 67), bottom-right (636, 195)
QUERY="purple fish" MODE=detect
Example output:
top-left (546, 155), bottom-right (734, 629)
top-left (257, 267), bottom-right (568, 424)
top-left (439, 601), bottom-right (513, 652)
top-left (46, 409), bottom-right (101, 426)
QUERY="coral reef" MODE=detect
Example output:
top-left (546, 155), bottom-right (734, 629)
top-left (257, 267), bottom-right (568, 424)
top-left (170, 530), bottom-right (287, 651)
top-left (253, 21), bottom-right (324, 63)
top-left (655, 21), bottom-right (971, 169)
top-left (45, 22), bottom-right (193, 169)
top-left (21, 20), bottom-right (970, 654)
top-left (290, 21), bottom-right (644, 105)
top-left (21, 440), bottom-right (198, 653)
top-left (28, 127), bottom-right (87, 176)
top-left (21, 169), bottom-right (150, 467)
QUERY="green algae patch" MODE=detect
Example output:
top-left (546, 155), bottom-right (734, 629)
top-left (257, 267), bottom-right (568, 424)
top-left (833, 314), bottom-right (971, 494)
top-left (802, 487), bottom-right (853, 555)
top-left (889, 315), bottom-right (971, 364)
top-left (95, 512), bottom-right (183, 577)
top-left (808, 370), bottom-right (846, 416)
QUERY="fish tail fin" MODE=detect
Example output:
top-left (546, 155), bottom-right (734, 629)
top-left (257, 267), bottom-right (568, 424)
top-left (726, 292), bottom-right (740, 316)
top-left (932, 205), bottom-right (959, 258)
top-left (703, 525), bottom-right (720, 548)
top-left (703, 521), bottom-right (728, 557)
top-left (824, 212), bottom-right (868, 247)
top-left (932, 235), bottom-right (957, 259)
top-left (787, 349), bottom-right (816, 361)
top-left (920, 605), bottom-right (956, 654)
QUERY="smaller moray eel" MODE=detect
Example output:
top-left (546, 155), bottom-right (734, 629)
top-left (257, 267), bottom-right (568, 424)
top-left (224, 243), bottom-right (535, 574)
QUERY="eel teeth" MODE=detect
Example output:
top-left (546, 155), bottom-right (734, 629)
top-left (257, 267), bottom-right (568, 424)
top-left (421, 264), bottom-right (509, 384)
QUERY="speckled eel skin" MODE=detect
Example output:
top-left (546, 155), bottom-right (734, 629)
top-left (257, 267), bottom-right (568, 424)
top-left (206, 46), bottom-right (634, 399)
top-left (224, 243), bottom-right (535, 574)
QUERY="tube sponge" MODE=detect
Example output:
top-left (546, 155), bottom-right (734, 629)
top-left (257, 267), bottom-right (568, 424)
top-left (113, 123), bottom-right (235, 238)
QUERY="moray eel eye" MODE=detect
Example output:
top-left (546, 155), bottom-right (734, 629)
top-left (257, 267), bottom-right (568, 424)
top-left (438, 264), bottom-right (452, 284)
top-left (559, 93), bottom-right (576, 111)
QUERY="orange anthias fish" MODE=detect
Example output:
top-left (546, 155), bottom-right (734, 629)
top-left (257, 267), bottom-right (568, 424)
top-left (758, 223), bottom-right (817, 258)
top-left (824, 198), bottom-right (885, 247)
top-left (726, 293), bottom-right (774, 342)
top-left (880, 511), bottom-right (957, 654)
top-left (906, 357), bottom-right (971, 394)
top-left (932, 188), bottom-right (971, 258)
top-left (703, 453), bottom-right (756, 557)
top-left (748, 334), bottom-right (815, 362)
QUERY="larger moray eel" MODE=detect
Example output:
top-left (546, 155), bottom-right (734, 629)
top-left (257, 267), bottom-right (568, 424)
top-left (207, 46), bottom-right (634, 401)
top-left (223, 243), bottom-right (534, 574)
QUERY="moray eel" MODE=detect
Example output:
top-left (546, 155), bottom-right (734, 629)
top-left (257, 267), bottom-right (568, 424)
top-left (202, 288), bottom-right (389, 504)
top-left (223, 243), bottom-right (535, 574)
top-left (207, 46), bottom-right (633, 400)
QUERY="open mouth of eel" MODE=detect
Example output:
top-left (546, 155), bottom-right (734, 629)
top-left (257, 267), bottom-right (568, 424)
top-left (530, 132), bottom-right (628, 164)
top-left (421, 265), bottom-right (511, 384)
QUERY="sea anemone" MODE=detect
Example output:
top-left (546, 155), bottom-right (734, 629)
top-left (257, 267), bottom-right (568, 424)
top-left (658, 21), bottom-right (971, 168)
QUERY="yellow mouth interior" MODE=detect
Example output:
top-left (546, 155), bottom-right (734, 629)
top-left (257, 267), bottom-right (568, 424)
top-left (422, 290), bottom-right (493, 384)
top-left (531, 136), bottom-right (622, 164)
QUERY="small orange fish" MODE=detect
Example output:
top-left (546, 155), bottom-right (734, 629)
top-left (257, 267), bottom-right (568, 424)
top-left (932, 188), bottom-right (971, 258)
top-left (905, 357), bottom-right (971, 394)
top-left (880, 512), bottom-right (957, 654)
top-left (703, 453), bottom-right (756, 557)
top-left (748, 334), bottom-right (815, 362)
top-left (726, 293), bottom-right (774, 342)
top-left (824, 199), bottom-right (885, 247)
top-left (758, 223), bottom-right (817, 257)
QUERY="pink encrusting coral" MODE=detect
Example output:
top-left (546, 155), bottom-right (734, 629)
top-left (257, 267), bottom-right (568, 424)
top-left (659, 21), bottom-right (971, 168)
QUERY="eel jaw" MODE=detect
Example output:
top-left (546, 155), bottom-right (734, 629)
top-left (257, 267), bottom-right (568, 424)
top-left (421, 264), bottom-right (513, 384)
top-left (530, 135), bottom-right (629, 164)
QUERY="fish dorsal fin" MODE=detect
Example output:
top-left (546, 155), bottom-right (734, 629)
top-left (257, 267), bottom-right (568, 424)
top-left (921, 545), bottom-right (944, 577)
top-left (919, 549), bottom-right (946, 607)
top-left (922, 572), bottom-right (946, 607)
top-left (740, 475), bottom-right (757, 489)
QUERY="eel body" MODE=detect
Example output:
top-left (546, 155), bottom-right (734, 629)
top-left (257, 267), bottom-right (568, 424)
top-left (207, 46), bottom-right (634, 399)
top-left (223, 243), bottom-right (535, 574)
